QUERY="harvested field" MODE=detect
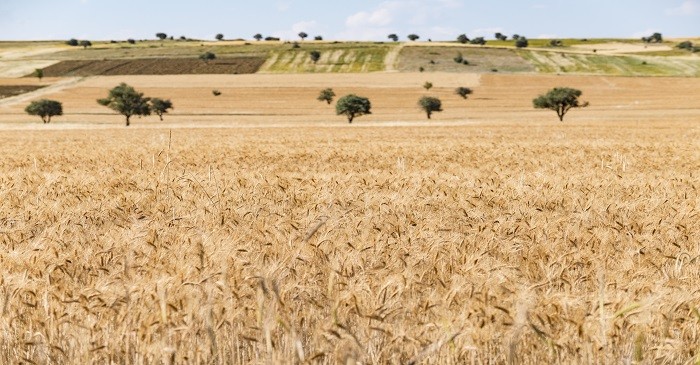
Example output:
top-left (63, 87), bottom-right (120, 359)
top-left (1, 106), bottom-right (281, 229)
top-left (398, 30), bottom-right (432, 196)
top-left (398, 46), bottom-right (535, 73)
top-left (37, 57), bottom-right (265, 77)
top-left (0, 85), bottom-right (45, 99)
top-left (1, 73), bottom-right (698, 126)
top-left (0, 117), bottom-right (698, 364)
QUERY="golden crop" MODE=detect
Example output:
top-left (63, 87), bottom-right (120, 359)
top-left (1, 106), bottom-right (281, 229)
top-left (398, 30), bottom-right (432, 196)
top-left (0, 120), bottom-right (697, 364)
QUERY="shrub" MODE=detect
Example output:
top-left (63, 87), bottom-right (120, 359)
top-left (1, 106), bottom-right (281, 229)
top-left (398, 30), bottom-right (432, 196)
top-left (418, 96), bottom-right (442, 119)
top-left (423, 82), bottom-right (433, 91)
top-left (317, 88), bottom-right (335, 105)
top-left (309, 51), bottom-right (321, 63)
top-left (199, 52), bottom-right (216, 62)
top-left (455, 87), bottom-right (473, 99)
top-left (515, 37), bottom-right (529, 48)
top-left (150, 98), bottom-right (173, 121)
top-left (212, 90), bottom-right (221, 96)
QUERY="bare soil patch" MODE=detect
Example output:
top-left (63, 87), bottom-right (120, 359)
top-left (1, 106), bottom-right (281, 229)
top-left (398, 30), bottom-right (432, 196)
top-left (38, 57), bottom-right (265, 77)
top-left (0, 85), bottom-right (45, 99)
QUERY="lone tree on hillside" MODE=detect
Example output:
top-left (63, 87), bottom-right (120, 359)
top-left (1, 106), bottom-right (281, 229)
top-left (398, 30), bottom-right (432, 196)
top-left (515, 37), bottom-right (529, 48)
top-left (254, 34), bottom-right (263, 41)
top-left (66, 38), bottom-right (79, 46)
top-left (418, 96), bottom-right (442, 119)
top-left (127, 38), bottom-right (136, 44)
top-left (495, 32), bottom-right (507, 41)
top-left (533, 87), bottom-right (589, 122)
top-left (407, 34), bottom-right (420, 41)
top-left (317, 88), bottom-right (336, 105)
top-left (309, 50), bottom-right (321, 63)
top-left (336, 94), bottom-right (371, 123)
top-left (457, 34), bottom-right (469, 44)
top-left (25, 99), bottom-right (62, 123)
top-left (156, 33), bottom-right (168, 40)
top-left (642, 32), bottom-right (663, 43)
top-left (150, 98), bottom-right (173, 121)
top-left (200, 51), bottom-right (216, 62)
top-left (423, 81), bottom-right (433, 91)
top-left (298, 32), bottom-right (308, 41)
top-left (97, 83), bottom-right (151, 126)
top-left (34, 68), bottom-right (43, 81)
top-left (80, 40), bottom-right (92, 49)
top-left (388, 34), bottom-right (399, 42)
top-left (455, 87), bottom-right (473, 99)
top-left (215, 33), bottom-right (224, 41)
top-left (314, 35), bottom-right (323, 41)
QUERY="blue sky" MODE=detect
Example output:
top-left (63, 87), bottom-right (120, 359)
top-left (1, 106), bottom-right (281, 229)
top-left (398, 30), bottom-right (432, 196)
top-left (0, 0), bottom-right (698, 41)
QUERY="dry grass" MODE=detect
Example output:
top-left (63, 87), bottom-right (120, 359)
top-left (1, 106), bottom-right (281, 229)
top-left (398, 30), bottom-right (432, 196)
top-left (0, 118), bottom-right (698, 364)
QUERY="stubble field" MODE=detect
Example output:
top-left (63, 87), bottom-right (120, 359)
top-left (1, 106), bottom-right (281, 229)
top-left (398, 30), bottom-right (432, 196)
top-left (0, 71), bottom-right (699, 364)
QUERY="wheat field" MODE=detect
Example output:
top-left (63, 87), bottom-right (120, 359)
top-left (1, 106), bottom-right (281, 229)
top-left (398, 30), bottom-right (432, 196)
top-left (0, 117), bottom-right (698, 364)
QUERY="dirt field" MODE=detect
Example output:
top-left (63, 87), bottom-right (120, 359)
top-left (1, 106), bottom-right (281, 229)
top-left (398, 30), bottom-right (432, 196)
top-left (38, 57), bottom-right (266, 77)
top-left (0, 85), bottom-right (45, 99)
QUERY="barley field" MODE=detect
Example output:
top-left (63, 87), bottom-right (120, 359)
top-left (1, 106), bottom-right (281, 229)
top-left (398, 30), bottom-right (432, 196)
top-left (0, 115), bottom-right (698, 364)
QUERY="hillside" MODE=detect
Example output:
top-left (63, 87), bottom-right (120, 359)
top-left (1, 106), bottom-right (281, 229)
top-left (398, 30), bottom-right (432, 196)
top-left (1, 39), bottom-right (699, 78)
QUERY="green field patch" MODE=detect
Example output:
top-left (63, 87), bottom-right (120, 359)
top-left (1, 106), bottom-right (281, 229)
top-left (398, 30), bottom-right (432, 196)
top-left (518, 50), bottom-right (700, 76)
top-left (260, 43), bottom-right (390, 73)
top-left (398, 46), bottom-right (535, 73)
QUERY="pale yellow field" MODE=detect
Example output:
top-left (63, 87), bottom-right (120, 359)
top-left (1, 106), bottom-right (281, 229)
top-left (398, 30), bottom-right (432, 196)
top-left (1, 73), bottom-right (699, 126)
top-left (0, 72), bottom-right (699, 364)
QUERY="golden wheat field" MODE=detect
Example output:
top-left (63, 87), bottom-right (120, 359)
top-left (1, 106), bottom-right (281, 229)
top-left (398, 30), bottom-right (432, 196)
top-left (0, 71), bottom-right (699, 364)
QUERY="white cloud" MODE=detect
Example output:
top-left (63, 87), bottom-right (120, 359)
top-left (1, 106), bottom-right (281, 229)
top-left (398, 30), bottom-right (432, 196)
top-left (346, 8), bottom-right (393, 27)
top-left (271, 20), bottom-right (320, 41)
top-left (631, 28), bottom-right (661, 38)
top-left (340, 0), bottom-right (463, 41)
top-left (276, 1), bottom-right (291, 12)
top-left (470, 27), bottom-right (505, 38)
top-left (666, 0), bottom-right (699, 15)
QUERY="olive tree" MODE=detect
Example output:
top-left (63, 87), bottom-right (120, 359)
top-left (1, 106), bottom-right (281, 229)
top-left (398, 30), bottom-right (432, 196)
top-left (388, 34), bottom-right (399, 42)
top-left (298, 32), bottom-right (308, 41)
top-left (254, 34), bottom-right (263, 41)
top-left (156, 33), bottom-right (168, 40)
top-left (457, 34), bottom-right (469, 44)
top-left (80, 40), bottom-right (92, 49)
top-left (407, 34), bottom-right (420, 41)
top-left (533, 87), bottom-right (589, 121)
top-left (25, 99), bottom-right (62, 123)
top-left (150, 98), bottom-right (173, 121)
top-left (317, 88), bottom-right (335, 105)
top-left (215, 33), bottom-right (224, 41)
top-left (418, 96), bottom-right (442, 119)
top-left (455, 87), bottom-right (473, 99)
top-left (336, 94), bottom-right (371, 123)
top-left (34, 68), bottom-right (43, 81)
top-left (97, 83), bottom-right (151, 126)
